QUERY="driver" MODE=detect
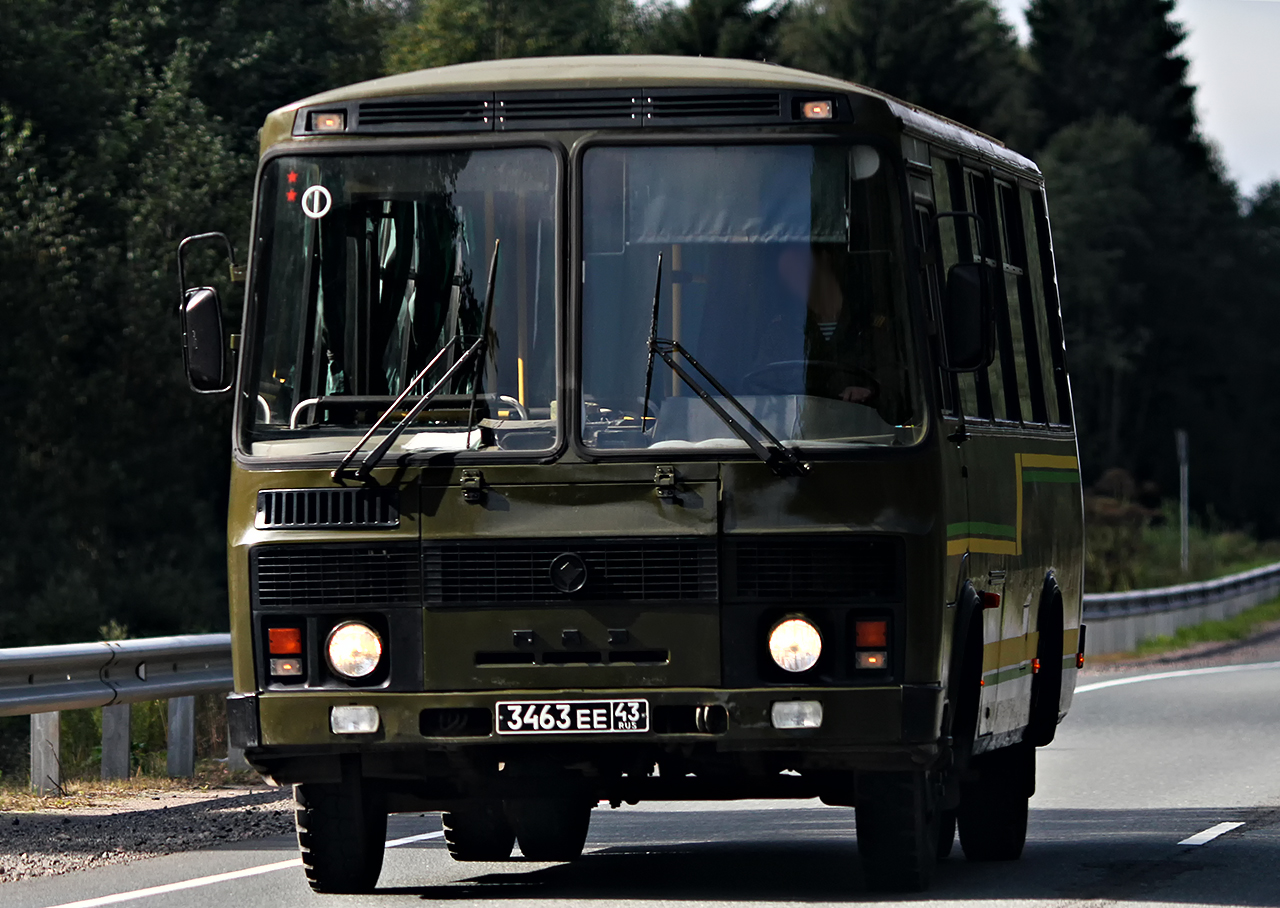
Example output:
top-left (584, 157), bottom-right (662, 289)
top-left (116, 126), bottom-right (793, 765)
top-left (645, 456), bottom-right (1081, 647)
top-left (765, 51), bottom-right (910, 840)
top-left (775, 244), bottom-right (877, 404)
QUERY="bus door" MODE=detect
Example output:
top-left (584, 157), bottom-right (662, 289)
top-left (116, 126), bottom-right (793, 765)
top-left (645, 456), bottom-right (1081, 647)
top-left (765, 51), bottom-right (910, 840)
top-left (929, 157), bottom-right (1028, 738)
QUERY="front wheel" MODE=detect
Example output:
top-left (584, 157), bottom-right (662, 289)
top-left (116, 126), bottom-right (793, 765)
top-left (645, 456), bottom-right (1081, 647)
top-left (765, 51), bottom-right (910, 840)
top-left (294, 772), bottom-right (387, 893)
top-left (958, 743), bottom-right (1033, 861)
top-left (506, 798), bottom-right (593, 862)
top-left (855, 771), bottom-right (939, 891)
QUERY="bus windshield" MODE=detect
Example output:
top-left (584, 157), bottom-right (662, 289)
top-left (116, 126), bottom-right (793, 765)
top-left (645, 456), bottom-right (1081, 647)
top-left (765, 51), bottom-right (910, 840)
top-left (581, 143), bottom-right (925, 452)
top-left (245, 148), bottom-right (557, 458)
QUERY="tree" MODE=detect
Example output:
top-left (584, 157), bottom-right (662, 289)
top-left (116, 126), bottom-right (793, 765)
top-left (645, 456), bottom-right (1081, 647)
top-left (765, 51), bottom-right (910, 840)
top-left (1027, 0), bottom-right (1203, 166)
top-left (387, 0), bottom-right (625, 71)
top-left (776, 0), bottom-right (1034, 149)
top-left (631, 0), bottom-right (786, 60)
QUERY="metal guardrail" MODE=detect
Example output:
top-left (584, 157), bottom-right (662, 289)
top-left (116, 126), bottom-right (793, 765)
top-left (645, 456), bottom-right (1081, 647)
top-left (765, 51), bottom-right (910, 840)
top-left (0, 634), bottom-right (232, 718)
top-left (1082, 562), bottom-right (1280, 620)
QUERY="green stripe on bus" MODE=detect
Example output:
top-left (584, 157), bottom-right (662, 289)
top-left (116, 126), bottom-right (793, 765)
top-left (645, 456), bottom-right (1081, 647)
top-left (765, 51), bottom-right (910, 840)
top-left (947, 521), bottom-right (1017, 538)
top-left (1022, 469), bottom-right (1080, 484)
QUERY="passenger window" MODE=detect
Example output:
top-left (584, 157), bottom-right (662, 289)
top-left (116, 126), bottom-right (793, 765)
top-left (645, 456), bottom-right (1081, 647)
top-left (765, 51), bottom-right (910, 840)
top-left (931, 157), bottom-right (976, 418)
top-left (995, 181), bottom-right (1042, 424)
top-left (963, 169), bottom-right (1007, 421)
top-left (1022, 188), bottom-right (1065, 425)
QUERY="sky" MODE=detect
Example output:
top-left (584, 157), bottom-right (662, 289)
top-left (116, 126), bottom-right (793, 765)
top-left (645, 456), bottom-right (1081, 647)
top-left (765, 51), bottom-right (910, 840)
top-left (994, 0), bottom-right (1280, 197)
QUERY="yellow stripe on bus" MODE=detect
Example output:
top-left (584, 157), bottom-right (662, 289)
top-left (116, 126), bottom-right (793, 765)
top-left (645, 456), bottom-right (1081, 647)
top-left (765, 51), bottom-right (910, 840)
top-left (1020, 453), bottom-right (1079, 470)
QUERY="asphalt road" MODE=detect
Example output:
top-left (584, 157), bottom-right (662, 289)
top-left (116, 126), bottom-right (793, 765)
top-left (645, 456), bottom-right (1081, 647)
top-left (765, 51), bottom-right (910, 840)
top-left (7, 662), bottom-right (1280, 908)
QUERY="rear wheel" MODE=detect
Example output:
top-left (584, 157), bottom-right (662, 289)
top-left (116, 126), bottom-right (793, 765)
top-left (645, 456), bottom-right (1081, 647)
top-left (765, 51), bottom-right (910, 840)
top-left (856, 771), bottom-right (939, 891)
top-left (506, 798), bottom-right (593, 862)
top-left (442, 800), bottom-right (516, 862)
top-left (957, 743), bottom-right (1033, 861)
top-left (294, 768), bottom-right (387, 893)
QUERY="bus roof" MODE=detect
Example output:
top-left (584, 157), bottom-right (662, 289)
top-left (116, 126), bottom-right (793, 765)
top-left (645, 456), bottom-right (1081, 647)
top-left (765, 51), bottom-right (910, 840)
top-left (260, 55), bottom-right (1037, 175)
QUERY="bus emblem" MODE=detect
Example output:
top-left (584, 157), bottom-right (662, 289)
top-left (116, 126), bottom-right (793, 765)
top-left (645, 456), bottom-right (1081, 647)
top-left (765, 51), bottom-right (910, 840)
top-left (549, 553), bottom-right (588, 593)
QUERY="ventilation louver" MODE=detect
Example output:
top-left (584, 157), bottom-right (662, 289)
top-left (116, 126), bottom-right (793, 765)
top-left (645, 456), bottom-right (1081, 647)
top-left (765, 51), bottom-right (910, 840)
top-left (256, 489), bottom-right (399, 530)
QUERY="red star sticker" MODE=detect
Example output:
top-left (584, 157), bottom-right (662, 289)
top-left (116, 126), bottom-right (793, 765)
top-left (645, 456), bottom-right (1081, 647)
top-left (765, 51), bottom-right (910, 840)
top-left (287, 171), bottom-right (298, 184)
top-left (286, 189), bottom-right (297, 202)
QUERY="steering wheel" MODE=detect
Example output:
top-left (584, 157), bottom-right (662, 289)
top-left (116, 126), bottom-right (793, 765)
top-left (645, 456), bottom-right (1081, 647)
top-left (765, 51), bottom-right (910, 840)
top-left (739, 359), bottom-right (880, 398)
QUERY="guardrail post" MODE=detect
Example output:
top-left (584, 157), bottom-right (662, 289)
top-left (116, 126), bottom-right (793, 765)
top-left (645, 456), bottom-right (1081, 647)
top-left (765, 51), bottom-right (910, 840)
top-left (30, 711), bottom-right (60, 794)
top-left (101, 703), bottom-right (131, 781)
top-left (167, 696), bottom-right (195, 778)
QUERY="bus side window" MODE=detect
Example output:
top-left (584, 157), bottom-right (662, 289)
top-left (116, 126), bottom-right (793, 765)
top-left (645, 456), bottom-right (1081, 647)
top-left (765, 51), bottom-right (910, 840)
top-left (912, 199), bottom-right (954, 414)
top-left (1023, 187), bottom-right (1068, 425)
top-left (931, 156), bottom-right (975, 418)
top-left (963, 169), bottom-right (1008, 421)
top-left (995, 180), bottom-right (1044, 425)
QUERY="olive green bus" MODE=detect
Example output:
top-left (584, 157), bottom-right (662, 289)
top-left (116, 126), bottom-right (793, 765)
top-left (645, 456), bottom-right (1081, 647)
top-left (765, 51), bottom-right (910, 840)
top-left (178, 55), bottom-right (1084, 893)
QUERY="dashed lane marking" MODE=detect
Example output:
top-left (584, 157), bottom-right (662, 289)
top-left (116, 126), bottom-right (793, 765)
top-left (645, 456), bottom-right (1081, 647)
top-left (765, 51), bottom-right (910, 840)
top-left (1179, 822), bottom-right (1245, 846)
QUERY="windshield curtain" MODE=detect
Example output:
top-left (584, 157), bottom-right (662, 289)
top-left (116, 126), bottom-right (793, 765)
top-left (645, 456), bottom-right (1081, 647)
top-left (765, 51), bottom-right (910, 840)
top-left (245, 148), bottom-right (557, 458)
top-left (581, 143), bottom-right (925, 452)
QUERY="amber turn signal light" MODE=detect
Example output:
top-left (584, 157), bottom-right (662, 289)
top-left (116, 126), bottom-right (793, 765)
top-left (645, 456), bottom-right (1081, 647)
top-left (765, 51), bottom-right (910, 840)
top-left (854, 619), bottom-right (888, 648)
top-left (268, 627), bottom-right (302, 655)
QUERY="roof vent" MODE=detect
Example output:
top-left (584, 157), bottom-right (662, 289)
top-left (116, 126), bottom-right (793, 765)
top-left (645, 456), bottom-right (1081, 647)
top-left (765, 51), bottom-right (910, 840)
top-left (645, 91), bottom-right (783, 124)
top-left (356, 96), bottom-right (491, 132)
top-left (496, 92), bottom-right (642, 129)
top-left (256, 489), bottom-right (399, 530)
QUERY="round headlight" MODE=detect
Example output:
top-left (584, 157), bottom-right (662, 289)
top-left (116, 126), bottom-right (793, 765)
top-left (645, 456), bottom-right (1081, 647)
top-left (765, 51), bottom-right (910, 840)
top-left (768, 618), bottom-right (822, 673)
top-left (326, 621), bottom-right (383, 679)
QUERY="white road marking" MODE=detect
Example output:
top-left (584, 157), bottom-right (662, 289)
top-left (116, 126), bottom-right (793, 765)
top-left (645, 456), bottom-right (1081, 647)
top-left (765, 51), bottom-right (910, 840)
top-left (1179, 821), bottom-right (1245, 846)
top-left (40, 829), bottom-right (445, 908)
top-left (1076, 660), bottom-right (1280, 693)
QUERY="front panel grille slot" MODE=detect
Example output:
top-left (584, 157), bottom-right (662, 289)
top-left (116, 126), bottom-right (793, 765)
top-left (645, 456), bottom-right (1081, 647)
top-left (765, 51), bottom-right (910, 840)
top-left (256, 489), bottom-right (399, 530)
top-left (252, 544), bottom-right (421, 609)
top-left (425, 538), bottom-right (718, 604)
top-left (727, 536), bottom-right (903, 601)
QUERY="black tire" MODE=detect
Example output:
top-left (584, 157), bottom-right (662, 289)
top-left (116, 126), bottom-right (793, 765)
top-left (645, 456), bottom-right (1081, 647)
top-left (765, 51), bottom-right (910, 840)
top-left (855, 771), bottom-right (939, 892)
top-left (957, 743), bottom-right (1033, 861)
top-left (442, 801), bottom-right (516, 862)
top-left (1027, 587), bottom-right (1065, 747)
top-left (506, 798), bottom-right (592, 862)
top-left (294, 772), bottom-right (387, 893)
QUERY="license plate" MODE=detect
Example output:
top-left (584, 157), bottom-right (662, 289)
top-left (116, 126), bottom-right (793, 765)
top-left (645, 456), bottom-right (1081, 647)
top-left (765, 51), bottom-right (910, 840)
top-left (495, 699), bottom-right (649, 735)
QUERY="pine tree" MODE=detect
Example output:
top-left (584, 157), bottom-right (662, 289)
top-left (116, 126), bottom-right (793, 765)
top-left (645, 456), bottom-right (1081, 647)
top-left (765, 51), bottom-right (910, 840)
top-left (1027, 0), bottom-right (1202, 165)
top-left (632, 0), bottom-right (785, 60)
top-left (387, 0), bottom-right (626, 71)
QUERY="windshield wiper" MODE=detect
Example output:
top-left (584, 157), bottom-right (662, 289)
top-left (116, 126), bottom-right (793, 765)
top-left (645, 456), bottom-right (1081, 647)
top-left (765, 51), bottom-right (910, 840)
top-left (333, 239), bottom-right (500, 483)
top-left (641, 253), bottom-right (809, 478)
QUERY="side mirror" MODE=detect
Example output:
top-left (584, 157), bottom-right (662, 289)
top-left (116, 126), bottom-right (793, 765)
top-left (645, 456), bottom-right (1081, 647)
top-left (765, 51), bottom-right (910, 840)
top-left (177, 232), bottom-right (239, 394)
top-left (181, 287), bottom-right (230, 392)
top-left (942, 261), bottom-right (994, 372)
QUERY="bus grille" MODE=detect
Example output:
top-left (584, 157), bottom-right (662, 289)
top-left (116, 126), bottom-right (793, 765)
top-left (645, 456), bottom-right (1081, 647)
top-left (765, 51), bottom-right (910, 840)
top-left (251, 544), bottom-right (421, 609)
top-left (424, 538), bottom-right (718, 604)
top-left (256, 489), bottom-right (399, 530)
top-left (725, 535), bottom-right (903, 601)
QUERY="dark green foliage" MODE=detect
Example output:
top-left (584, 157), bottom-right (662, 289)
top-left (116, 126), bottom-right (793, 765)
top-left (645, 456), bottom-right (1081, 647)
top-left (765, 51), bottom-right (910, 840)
top-left (0, 2), bottom-right (389, 646)
top-left (1027, 0), bottom-right (1203, 165)
top-left (387, 0), bottom-right (625, 70)
top-left (777, 0), bottom-right (1035, 148)
top-left (631, 0), bottom-right (785, 60)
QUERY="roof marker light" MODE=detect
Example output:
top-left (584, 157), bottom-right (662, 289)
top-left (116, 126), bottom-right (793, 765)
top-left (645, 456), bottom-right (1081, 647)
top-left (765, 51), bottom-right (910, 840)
top-left (801, 100), bottom-right (833, 120)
